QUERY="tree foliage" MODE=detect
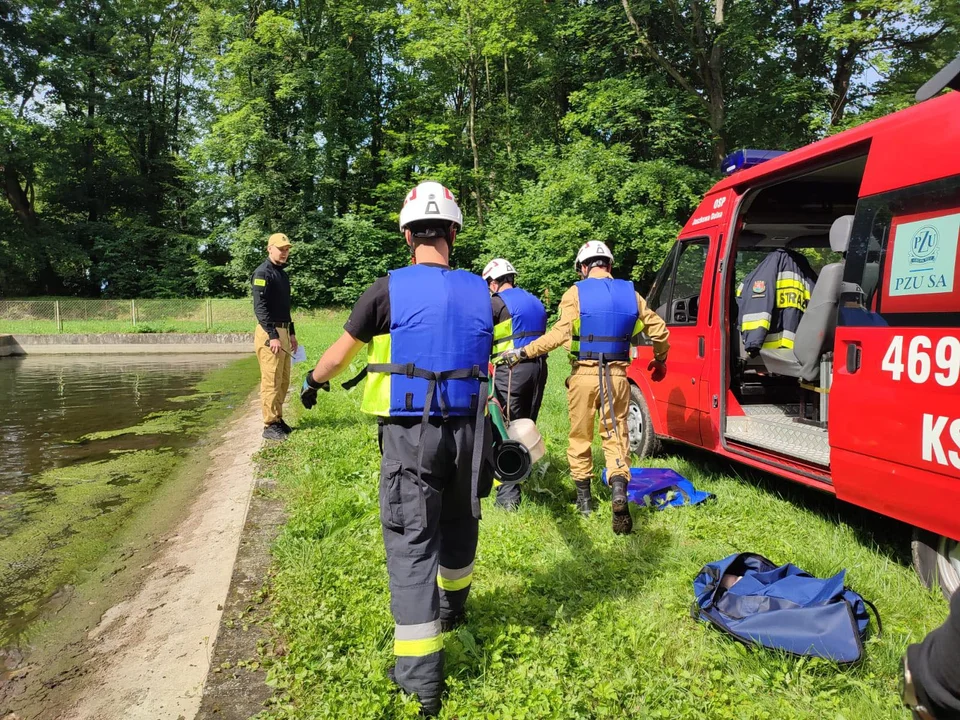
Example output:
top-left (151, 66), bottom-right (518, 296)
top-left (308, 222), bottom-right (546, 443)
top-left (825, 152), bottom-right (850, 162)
top-left (0, 0), bottom-right (956, 302)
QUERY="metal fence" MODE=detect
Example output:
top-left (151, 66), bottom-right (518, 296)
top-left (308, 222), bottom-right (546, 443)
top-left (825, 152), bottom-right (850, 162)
top-left (0, 298), bottom-right (254, 333)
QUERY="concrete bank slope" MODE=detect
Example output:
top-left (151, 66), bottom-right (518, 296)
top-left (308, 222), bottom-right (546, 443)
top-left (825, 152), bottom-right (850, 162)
top-left (0, 333), bottom-right (252, 355)
top-left (195, 477), bottom-right (286, 719)
top-left (58, 392), bottom-right (266, 720)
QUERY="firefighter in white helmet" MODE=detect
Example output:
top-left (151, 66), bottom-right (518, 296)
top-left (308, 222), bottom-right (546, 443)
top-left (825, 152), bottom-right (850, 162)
top-left (299, 180), bottom-right (494, 716)
top-left (482, 257), bottom-right (549, 510)
top-left (495, 240), bottom-right (669, 535)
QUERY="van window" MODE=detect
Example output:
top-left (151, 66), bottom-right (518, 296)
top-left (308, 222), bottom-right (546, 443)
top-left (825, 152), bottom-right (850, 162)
top-left (644, 241), bottom-right (679, 317)
top-left (842, 173), bottom-right (960, 326)
top-left (669, 240), bottom-right (709, 324)
top-left (643, 238), bottom-right (711, 325)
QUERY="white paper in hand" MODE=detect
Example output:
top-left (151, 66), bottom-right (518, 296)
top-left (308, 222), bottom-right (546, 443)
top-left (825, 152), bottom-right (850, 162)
top-left (291, 345), bottom-right (307, 364)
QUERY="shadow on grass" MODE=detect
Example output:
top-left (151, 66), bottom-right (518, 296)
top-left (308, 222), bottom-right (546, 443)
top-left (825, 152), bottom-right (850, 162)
top-left (453, 515), bottom-right (671, 682)
top-left (663, 443), bottom-right (916, 569)
top-left (445, 445), bottom-right (672, 683)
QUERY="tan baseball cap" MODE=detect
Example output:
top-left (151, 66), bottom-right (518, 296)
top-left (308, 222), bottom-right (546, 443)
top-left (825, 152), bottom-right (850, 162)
top-left (268, 232), bottom-right (291, 248)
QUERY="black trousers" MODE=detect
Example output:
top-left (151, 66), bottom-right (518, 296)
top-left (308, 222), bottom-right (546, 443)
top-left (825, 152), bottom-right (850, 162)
top-left (492, 356), bottom-right (547, 507)
top-left (377, 415), bottom-right (493, 710)
top-left (909, 586), bottom-right (960, 719)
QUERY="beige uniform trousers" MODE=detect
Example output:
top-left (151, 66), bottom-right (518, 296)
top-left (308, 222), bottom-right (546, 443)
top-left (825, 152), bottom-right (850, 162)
top-left (566, 362), bottom-right (631, 482)
top-left (254, 325), bottom-right (291, 425)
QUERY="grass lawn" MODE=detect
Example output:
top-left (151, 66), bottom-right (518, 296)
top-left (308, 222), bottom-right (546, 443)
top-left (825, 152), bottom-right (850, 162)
top-left (256, 311), bottom-right (947, 719)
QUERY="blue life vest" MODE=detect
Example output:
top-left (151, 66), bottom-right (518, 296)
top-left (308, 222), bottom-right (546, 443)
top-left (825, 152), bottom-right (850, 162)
top-left (360, 264), bottom-right (492, 418)
top-left (492, 287), bottom-right (547, 356)
top-left (571, 278), bottom-right (640, 361)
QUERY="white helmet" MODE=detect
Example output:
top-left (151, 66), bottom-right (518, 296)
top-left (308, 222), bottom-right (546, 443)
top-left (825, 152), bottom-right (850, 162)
top-left (575, 240), bottom-right (614, 268)
top-left (482, 258), bottom-right (517, 282)
top-left (399, 181), bottom-right (463, 233)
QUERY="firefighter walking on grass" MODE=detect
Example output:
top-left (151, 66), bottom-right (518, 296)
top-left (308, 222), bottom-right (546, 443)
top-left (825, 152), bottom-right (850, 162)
top-left (496, 241), bottom-right (669, 535)
top-left (483, 257), bottom-right (549, 511)
top-left (298, 181), bottom-right (493, 717)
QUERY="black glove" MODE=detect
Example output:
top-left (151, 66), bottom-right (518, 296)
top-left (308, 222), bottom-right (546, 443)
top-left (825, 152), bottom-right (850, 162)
top-left (495, 348), bottom-right (527, 368)
top-left (300, 372), bottom-right (329, 410)
top-left (647, 359), bottom-right (667, 382)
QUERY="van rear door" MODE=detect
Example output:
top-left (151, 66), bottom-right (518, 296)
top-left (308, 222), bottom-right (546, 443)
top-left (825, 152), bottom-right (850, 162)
top-left (830, 173), bottom-right (960, 540)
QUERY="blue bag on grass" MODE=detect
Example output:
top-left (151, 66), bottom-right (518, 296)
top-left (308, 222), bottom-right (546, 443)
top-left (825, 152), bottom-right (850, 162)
top-left (601, 468), bottom-right (713, 510)
top-left (691, 552), bottom-right (881, 663)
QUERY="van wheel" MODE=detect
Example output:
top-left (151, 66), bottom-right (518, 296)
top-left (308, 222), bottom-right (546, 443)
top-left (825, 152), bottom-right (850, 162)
top-left (628, 384), bottom-right (659, 460)
top-left (912, 529), bottom-right (960, 599)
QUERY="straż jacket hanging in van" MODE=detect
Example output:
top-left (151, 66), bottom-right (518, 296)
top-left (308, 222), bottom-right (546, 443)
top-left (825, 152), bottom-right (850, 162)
top-left (736, 249), bottom-right (817, 354)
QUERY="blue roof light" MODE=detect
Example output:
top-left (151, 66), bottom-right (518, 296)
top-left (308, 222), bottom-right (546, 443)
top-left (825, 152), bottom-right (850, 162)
top-left (721, 148), bottom-right (787, 175)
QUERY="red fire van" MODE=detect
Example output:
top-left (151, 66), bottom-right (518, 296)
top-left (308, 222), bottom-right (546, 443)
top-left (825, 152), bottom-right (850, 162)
top-left (626, 66), bottom-right (960, 596)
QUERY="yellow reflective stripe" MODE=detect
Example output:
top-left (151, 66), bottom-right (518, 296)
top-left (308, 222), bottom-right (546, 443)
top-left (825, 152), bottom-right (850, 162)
top-left (492, 318), bottom-right (514, 355)
top-left (775, 289), bottom-right (809, 311)
top-left (439, 576), bottom-right (471, 591)
top-left (775, 278), bottom-right (808, 292)
top-left (741, 319), bottom-right (771, 331)
top-left (253, 278), bottom-right (266, 286)
top-left (761, 335), bottom-right (794, 349)
top-left (438, 563), bottom-right (474, 591)
top-left (394, 636), bottom-right (443, 657)
top-left (631, 317), bottom-right (645, 337)
top-left (569, 318), bottom-right (581, 356)
top-left (438, 574), bottom-right (472, 591)
top-left (360, 335), bottom-right (391, 416)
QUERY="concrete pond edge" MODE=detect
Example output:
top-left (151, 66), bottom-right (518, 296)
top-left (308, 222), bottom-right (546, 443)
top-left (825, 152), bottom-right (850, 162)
top-left (0, 333), bottom-right (253, 356)
top-left (195, 477), bottom-right (287, 719)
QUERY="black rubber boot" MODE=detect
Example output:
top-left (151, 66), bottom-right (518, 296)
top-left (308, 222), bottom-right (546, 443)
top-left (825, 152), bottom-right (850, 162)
top-left (277, 419), bottom-right (293, 434)
top-left (441, 611), bottom-right (466, 632)
top-left (574, 479), bottom-right (593, 517)
top-left (385, 665), bottom-right (441, 717)
top-left (262, 423), bottom-right (287, 441)
top-left (610, 474), bottom-right (633, 535)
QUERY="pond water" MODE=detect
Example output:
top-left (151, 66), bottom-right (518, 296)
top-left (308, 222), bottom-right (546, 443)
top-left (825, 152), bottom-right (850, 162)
top-left (0, 354), bottom-right (241, 494)
top-left (0, 353), bottom-right (248, 642)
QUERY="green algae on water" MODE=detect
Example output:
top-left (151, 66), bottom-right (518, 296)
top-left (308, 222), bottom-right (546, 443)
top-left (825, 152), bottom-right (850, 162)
top-left (0, 355), bottom-right (259, 646)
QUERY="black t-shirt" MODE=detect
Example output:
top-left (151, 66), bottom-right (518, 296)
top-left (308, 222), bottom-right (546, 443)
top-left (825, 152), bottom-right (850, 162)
top-left (252, 258), bottom-right (294, 339)
top-left (344, 264), bottom-right (498, 342)
top-left (491, 294), bottom-right (509, 325)
top-left (344, 275), bottom-right (391, 343)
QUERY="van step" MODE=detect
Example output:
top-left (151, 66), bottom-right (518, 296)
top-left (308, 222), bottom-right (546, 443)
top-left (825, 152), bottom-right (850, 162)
top-left (725, 414), bottom-right (830, 467)
top-left (742, 404), bottom-right (800, 417)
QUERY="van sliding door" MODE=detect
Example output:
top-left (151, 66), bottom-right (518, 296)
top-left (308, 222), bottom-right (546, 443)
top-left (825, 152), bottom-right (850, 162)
top-left (830, 174), bottom-right (960, 540)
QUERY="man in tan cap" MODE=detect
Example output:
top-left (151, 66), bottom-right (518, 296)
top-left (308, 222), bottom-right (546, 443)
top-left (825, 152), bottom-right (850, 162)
top-left (253, 232), bottom-right (298, 440)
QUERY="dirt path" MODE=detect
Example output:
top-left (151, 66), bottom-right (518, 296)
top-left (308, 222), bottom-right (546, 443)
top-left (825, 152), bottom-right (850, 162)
top-left (56, 393), bottom-right (264, 720)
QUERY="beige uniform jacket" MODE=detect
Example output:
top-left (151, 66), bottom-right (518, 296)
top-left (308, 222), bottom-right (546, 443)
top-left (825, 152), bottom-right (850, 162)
top-left (522, 270), bottom-right (670, 364)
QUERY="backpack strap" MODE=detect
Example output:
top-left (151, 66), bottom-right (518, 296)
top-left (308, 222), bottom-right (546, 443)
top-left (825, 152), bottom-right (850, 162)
top-left (862, 596), bottom-right (883, 637)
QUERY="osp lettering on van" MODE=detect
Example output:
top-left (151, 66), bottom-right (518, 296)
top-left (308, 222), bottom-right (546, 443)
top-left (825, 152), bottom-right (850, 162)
top-left (922, 414), bottom-right (960, 470)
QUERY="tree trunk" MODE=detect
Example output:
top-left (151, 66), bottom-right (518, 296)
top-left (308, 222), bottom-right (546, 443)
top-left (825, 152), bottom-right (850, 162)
top-left (469, 60), bottom-right (482, 224)
top-left (3, 165), bottom-right (37, 226)
top-left (503, 51), bottom-right (512, 157)
top-left (465, 8), bottom-right (482, 225)
top-left (829, 46), bottom-right (857, 126)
